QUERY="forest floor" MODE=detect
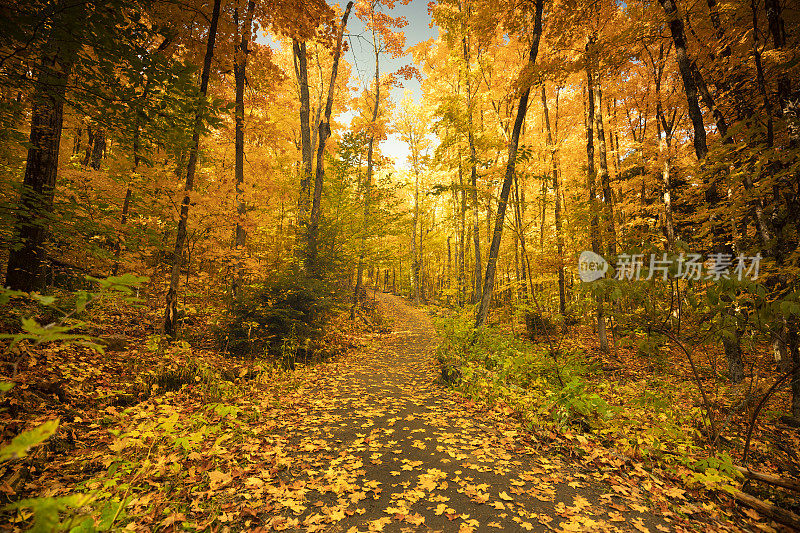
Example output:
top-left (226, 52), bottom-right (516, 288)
top-left (0, 291), bottom-right (792, 531)
top-left (254, 291), bottom-right (682, 532)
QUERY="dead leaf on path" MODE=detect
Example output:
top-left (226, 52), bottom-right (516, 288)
top-left (406, 513), bottom-right (425, 526)
top-left (632, 517), bottom-right (650, 532)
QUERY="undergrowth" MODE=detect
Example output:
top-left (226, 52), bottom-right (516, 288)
top-left (433, 308), bottom-right (742, 493)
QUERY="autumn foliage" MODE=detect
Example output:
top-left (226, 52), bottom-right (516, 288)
top-left (1, 0), bottom-right (800, 530)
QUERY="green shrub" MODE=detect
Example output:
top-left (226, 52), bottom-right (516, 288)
top-left (217, 269), bottom-right (334, 364)
top-left (546, 376), bottom-right (615, 429)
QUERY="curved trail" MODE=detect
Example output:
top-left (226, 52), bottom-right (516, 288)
top-left (265, 292), bottom-right (669, 532)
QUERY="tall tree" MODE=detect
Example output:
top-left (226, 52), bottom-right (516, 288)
top-left (234, 0), bottom-right (256, 247)
top-left (461, 0), bottom-right (482, 304)
top-left (585, 36), bottom-right (609, 352)
top-left (294, 39), bottom-right (313, 231)
top-left (5, 3), bottom-right (84, 290)
top-left (645, 42), bottom-right (678, 246)
top-left (352, 27), bottom-right (381, 317)
top-left (658, 0), bottom-right (707, 160)
top-left (163, 0), bottom-right (222, 337)
top-left (398, 96), bottom-right (429, 304)
top-left (307, 1), bottom-right (354, 277)
top-left (594, 83), bottom-right (617, 258)
top-left (475, 0), bottom-right (544, 329)
top-left (351, 0), bottom-right (411, 313)
top-left (541, 84), bottom-right (566, 320)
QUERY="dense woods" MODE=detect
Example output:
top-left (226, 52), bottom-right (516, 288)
top-left (1, 0), bottom-right (800, 530)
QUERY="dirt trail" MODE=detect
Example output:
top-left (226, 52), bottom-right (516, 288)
top-left (268, 292), bottom-right (674, 532)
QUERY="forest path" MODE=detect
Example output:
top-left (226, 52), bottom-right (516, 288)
top-left (266, 292), bottom-right (669, 532)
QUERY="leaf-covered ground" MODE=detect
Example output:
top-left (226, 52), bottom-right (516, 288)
top-left (244, 291), bottom-right (681, 532)
top-left (0, 292), bottom-right (793, 531)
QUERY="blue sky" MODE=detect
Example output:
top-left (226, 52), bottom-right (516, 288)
top-left (342, 0), bottom-right (437, 104)
top-left (261, 0), bottom-right (439, 167)
top-left (342, 0), bottom-right (439, 167)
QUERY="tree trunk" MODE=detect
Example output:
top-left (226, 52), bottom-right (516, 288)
top-left (163, 0), bottom-right (221, 337)
top-left (475, 0), bottom-right (543, 329)
top-left (691, 61), bottom-right (729, 140)
top-left (82, 124), bottom-right (95, 167)
top-left (111, 188), bottom-right (132, 276)
top-left (73, 126), bottom-right (82, 156)
top-left (234, 0), bottom-right (255, 248)
top-left (90, 127), bottom-right (105, 170)
top-left (458, 157), bottom-right (467, 306)
top-left (352, 30), bottom-right (380, 319)
top-left (294, 39), bottom-right (313, 231)
top-left (585, 38), bottom-right (609, 352)
top-left (541, 85), bottom-right (567, 319)
top-left (462, 25), bottom-right (482, 305)
top-left (446, 235), bottom-right (452, 306)
top-left (763, 0), bottom-right (791, 107)
top-left (6, 12), bottom-right (79, 291)
top-left (750, 0), bottom-right (774, 146)
top-left (653, 45), bottom-right (676, 246)
top-left (658, 119), bottom-right (675, 246)
top-left (723, 330), bottom-right (745, 383)
top-left (308, 1), bottom-right (353, 276)
top-left (594, 82), bottom-right (617, 258)
top-left (412, 166), bottom-right (422, 304)
top-left (512, 171), bottom-right (529, 300)
top-left (789, 324), bottom-right (800, 419)
top-left (539, 174), bottom-right (547, 252)
top-left (659, 0), bottom-right (707, 160)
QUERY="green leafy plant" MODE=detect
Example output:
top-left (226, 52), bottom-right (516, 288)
top-left (0, 416), bottom-right (59, 462)
top-left (217, 268), bottom-right (334, 363)
top-left (1, 273), bottom-right (147, 530)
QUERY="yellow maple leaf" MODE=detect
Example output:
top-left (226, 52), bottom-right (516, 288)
top-left (632, 517), bottom-right (651, 532)
top-left (573, 495), bottom-right (590, 508)
top-left (406, 513), bottom-right (425, 526)
top-left (368, 516), bottom-right (391, 532)
top-left (207, 470), bottom-right (232, 490)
